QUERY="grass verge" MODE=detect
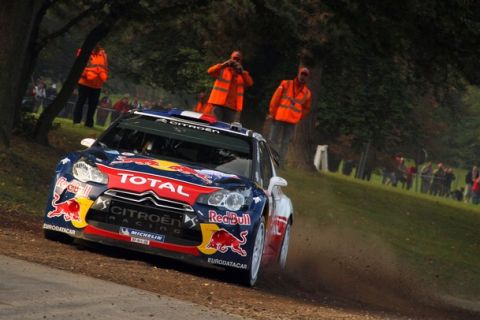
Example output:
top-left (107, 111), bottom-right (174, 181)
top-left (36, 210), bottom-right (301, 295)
top-left (281, 169), bottom-right (480, 299)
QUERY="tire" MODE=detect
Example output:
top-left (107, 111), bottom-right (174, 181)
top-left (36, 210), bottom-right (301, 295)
top-left (278, 218), bottom-right (292, 269)
top-left (43, 229), bottom-right (74, 244)
top-left (239, 216), bottom-right (265, 287)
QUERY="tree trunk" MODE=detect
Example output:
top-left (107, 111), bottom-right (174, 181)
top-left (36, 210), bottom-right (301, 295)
top-left (287, 63), bottom-right (324, 170)
top-left (33, 20), bottom-right (116, 145)
top-left (0, 1), bottom-right (44, 148)
top-left (13, 1), bottom-right (51, 132)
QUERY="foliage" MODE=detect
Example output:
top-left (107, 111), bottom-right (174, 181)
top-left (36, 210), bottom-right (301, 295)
top-left (103, 0), bottom-right (480, 164)
top-left (4, 0), bottom-right (480, 164)
top-left (286, 0), bottom-right (480, 165)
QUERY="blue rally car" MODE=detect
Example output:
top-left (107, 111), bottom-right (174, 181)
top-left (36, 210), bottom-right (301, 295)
top-left (43, 108), bottom-right (293, 286)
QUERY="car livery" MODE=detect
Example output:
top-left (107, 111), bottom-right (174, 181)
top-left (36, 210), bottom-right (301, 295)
top-left (43, 108), bottom-right (293, 286)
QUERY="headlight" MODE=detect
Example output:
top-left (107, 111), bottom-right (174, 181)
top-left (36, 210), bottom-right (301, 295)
top-left (72, 160), bottom-right (108, 184)
top-left (198, 188), bottom-right (251, 211)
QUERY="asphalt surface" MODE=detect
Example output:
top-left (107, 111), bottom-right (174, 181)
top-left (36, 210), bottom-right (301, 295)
top-left (0, 255), bottom-right (246, 320)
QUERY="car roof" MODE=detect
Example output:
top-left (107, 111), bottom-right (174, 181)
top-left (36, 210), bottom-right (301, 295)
top-left (133, 108), bottom-right (265, 141)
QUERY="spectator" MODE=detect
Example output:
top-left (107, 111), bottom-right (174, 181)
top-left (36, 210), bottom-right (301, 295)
top-left (112, 96), bottom-right (130, 121)
top-left (451, 187), bottom-right (464, 202)
top-left (472, 176), bottom-right (480, 204)
top-left (33, 79), bottom-right (46, 113)
top-left (96, 90), bottom-right (112, 126)
top-left (443, 168), bottom-right (455, 197)
top-left (430, 163), bottom-right (445, 196)
top-left (194, 91), bottom-right (213, 115)
top-left (268, 67), bottom-right (312, 167)
top-left (143, 100), bottom-right (153, 110)
top-left (464, 165), bottom-right (478, 203)
top-left (396, 157), bottom-right (407, 188)
top-left (420, 161), bottom-right (433, 193)
top-left (45, 83), bottom-right (57, 103)
top-left (405, 165), bottom-right (417, 190)
top-left (130, 96), bottom-right (141, 110)
top-left (207, 51), bottom-right (253, 123)
top-left (382, 167), bottom-right (391, 185)
top-left (73, 43), bottom-right (109, 127)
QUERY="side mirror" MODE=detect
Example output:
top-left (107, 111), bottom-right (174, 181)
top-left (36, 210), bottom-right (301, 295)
top-left (268, 176), bottom-right (288, 195)
top-left (80, 138), bottom-right (95, 148)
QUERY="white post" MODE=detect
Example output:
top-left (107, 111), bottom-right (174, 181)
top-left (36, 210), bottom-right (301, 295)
top-left (313, 145), bottom-right (329, 172)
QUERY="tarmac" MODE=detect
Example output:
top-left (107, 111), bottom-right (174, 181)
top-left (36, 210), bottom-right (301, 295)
top-left (0, 255), bottom-right (246, 320)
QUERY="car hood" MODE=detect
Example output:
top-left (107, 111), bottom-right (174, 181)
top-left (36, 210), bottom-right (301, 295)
top-left (87, 149), bottom-right (251, 188)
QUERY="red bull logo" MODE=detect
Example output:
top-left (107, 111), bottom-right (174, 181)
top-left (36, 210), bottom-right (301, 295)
top-left (112, 156), bottom-right (212, 184)
top-left (169, 165), bottom-right (212, 184)
top-left (206, 229), bottom-right (248, 257)
top-left (47, 194), bottom-right (81, 222)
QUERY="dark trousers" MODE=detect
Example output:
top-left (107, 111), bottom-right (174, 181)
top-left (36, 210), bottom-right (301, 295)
top-left (213, 105), bottom-right (237, 123)
top-left (73, 84), bottom-right (101, 127)
top-left (269, 120), bottom-right (295, 168)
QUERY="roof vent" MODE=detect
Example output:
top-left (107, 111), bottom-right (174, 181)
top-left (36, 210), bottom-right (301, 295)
top-left (230, 122), bottom-right (243, 131)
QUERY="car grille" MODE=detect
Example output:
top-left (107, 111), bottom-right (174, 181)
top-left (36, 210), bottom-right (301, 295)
top-left (86, 190), bottom-right (201, 246)
top-left (104, 189), bottom-right (194, 212)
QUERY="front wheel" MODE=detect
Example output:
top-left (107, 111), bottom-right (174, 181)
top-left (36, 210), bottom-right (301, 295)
top-left (239, 216), bottom-right (265, 287)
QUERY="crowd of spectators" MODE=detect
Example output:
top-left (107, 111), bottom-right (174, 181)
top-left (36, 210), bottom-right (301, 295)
top-left (23, 77), bottom-right (172, 127)
top-left (342, 154), bottom-right (463, 202)
top-left (418, 162), bottom-right (458, 199)
top-left (381, 156), bottom-right (419, 191)
top-left (371, 154), bottom-right (478, 204)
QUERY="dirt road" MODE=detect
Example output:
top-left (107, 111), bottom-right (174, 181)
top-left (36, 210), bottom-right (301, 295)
top-left (0, 210), bottom-right (476, 320)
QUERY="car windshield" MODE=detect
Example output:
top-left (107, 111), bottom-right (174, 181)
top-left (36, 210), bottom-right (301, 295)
top-left (99, 116), bottom-right (252, 178)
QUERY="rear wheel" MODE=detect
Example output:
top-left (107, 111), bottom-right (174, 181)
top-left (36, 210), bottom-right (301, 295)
top-left (239, 216), bottom-right (265, 287)
top-left (43, 229), bottom-right (74, 244)
top-left (278, 218), bottom-right (291, 269)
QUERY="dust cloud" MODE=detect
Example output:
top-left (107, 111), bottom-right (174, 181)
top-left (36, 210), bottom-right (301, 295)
top-left (263, 217), bottom-right (480, 319)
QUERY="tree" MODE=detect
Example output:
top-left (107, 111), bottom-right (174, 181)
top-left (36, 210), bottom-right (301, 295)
top-left (0, 0), bottom-right (117, 148)
top-left (33, 0), bottom-right (137, 144)
top-left (0, 1), bottom-right (45, 148)
top-left (288, 0), bottom-right (480, 169)
top-left (33, 0), bottom-right (204, 145)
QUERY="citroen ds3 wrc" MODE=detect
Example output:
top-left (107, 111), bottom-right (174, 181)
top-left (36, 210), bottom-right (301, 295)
top-left (43, 108), bottom-right (293, 286)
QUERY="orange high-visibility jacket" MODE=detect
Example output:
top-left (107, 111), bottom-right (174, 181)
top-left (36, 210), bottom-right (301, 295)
top-left (78, 49), bottom-right (109, 89)
top-left (269, 79), bottom-right (312, 124)
top-left (207, 64), bottom-right (253, 111)
top-left (194, 101), bottom-right (213, 115)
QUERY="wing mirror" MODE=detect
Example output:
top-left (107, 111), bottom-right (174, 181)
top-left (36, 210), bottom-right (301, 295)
top-left (268, 176), bottom-right (288, 194)
top-left (80, 138), bottom-right (95, 148)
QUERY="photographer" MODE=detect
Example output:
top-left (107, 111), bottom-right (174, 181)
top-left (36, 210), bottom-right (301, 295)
top-left (207, 51), bottom-right (253, 122)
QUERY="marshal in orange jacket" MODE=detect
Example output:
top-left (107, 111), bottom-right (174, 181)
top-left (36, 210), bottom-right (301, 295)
top-left (207, 64), bottom-right (253, 112)
top-left (269, 78), bottom-right (311, 124)
top-left (194, 101), bottom-right (214, 115)
top-left (77, 48), bottom-right (109, 89)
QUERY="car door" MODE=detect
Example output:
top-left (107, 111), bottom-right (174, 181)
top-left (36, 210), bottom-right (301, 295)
top-left (257, 141), bottom-right (282, 260)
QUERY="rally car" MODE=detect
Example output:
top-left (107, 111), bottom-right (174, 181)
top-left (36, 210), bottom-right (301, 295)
top-left (43, 108), bottom-right (293, 286)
